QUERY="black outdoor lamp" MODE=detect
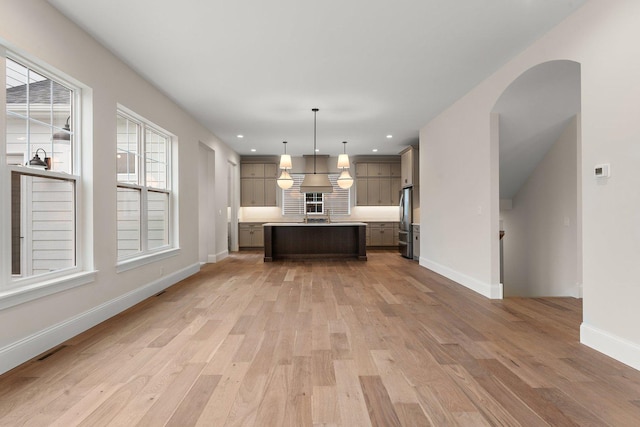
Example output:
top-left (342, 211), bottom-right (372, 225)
top-left (27, 148), bottom-right (50, 170)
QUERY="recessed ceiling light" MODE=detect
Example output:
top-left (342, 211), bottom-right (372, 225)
top-left (250, 148), bottom-right (256, 152)
top-left (237, 134), bottom-right (244, 138)
top-left (386, 135), bottom-right (393, 139)
top-left (372, 148), bottom-right (378, 152)
top-left (315, 148), bottom-right (320, 152)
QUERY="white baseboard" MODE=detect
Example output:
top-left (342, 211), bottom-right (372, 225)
top-left (419, 257), bottom-right (503, 299)
top-left (580, 322), bottom-right (640, 371)
top-left (208, 250), bottom-right (229, 264)
top-left (0, 262), bottom-right (200, 375)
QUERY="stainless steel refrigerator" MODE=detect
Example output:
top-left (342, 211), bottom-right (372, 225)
top-left (398, 186), bottom-right (413, 259)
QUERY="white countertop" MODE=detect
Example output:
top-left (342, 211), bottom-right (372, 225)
top-left (263, 222), bottom-right (367, 227)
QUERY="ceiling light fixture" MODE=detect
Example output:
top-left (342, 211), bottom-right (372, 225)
top-left (300, 108), bottom-right (333, 193)
top-left (386, 134), bottom-right (393, 139)
top-left (337, 141), bottom-right (353, 189)
top-left (277, 141), bottom-right (294, 189)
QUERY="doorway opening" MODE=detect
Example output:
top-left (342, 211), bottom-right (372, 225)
top-left (493, 60), bottom-right (582, 298)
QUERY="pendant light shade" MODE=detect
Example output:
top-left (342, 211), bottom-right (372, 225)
top-left (279, 154), bottom-right (292, 170)
top-left (337, 154), bottom-right (350, 169)
top-left (337, 141), bottom-right (351, 169)
top-left (279, 141), bottom-right (292, 170)
top-left (277, 170), bottom-right (294, 189)
top-left (337, 170), bottom-right (354, 189)
top-left (300, 108), bottom-right (333, 193)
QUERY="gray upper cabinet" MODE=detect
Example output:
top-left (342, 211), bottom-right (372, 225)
top-left (400, 146), bottom-right (418, 188)
top-left (240, 160), bottom-right (278, 207)
top-left (354, 160), bottom-right (401, 206)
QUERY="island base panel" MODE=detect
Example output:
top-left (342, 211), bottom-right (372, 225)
top-left (264, 225), bottom-right (366, 261)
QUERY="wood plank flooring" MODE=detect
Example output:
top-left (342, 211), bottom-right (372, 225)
top-left (2, 250), bottom-right (640, 426)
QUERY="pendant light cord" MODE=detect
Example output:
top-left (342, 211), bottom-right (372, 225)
top-left (312, 108), bottom-right (318, 174)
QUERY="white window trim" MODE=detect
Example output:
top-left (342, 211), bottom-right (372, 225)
top-left (0, 270), bottom-right (97, 310)
top-left (116, 107), bottom-right (175, 268)
top-left (0, 50), bottom-right (95, 309)
top-left (115, 247), bottom-right (180, 273)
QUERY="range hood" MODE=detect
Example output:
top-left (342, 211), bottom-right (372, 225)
top-left (300, 173), bottom-right (333, 193)
top-left (300, 155), bottom-right (333, 193)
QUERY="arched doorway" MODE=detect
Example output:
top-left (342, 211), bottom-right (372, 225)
top-left (493, 60), bottom-right (582, 297)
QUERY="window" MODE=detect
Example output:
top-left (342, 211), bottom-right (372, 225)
top-left (5, 56), bottom-right (79, 283)
top-left (282, 174), bottom-right (350, 216)
top-left (305, 192), bottom-right (324, 213)
top-left (116, 110), bottom-right (172, 261)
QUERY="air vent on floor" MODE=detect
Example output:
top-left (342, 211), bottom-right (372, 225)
top-left (37, 345), bottom-right (68, 361)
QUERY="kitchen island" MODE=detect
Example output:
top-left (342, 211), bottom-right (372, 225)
top-left (263, 222), bottom-right (367, 262)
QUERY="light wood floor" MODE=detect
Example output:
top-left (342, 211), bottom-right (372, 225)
top-left (2, 251), bottom-right (640, 426)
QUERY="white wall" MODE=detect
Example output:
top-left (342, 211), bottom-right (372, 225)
top-left (0, 0), bottom-right (239, 373)
top-left (501, 116), bottom-right (578, 297)
top-left (420, 0), bottom-right (640, 370)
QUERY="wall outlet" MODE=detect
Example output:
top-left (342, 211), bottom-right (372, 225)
top-left (594, 163), bottom-right (610, 178)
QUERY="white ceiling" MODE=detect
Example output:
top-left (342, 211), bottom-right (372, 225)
top-left (48, 0), bottom-right (586, 158)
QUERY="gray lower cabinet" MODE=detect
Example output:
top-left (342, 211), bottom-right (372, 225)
top-left (239, 223), bottom-right (264, 248)
top-left (367, 222), bottom-right (399, 247)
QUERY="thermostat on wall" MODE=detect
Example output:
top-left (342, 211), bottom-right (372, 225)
top-left (594, 163), bottom-right (610, 178)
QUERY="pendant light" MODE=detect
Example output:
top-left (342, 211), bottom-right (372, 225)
top-left (337, 140), bottom-right (353, 189)
top-left (300, 108), bottom-right (333, 193)
top-left (277, 141), bottom-right (294, 189)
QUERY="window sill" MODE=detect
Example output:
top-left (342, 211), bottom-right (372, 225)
top-left (0, 270), bottom-right (97, 310)
top-left (116, 247), bottom-right (180, 273)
